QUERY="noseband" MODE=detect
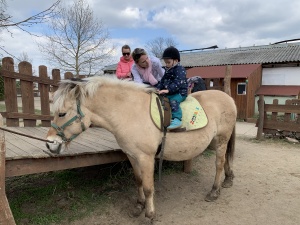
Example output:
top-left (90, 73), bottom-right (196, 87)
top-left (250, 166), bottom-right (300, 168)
top-left (51, 100), bottom-right (86, 143)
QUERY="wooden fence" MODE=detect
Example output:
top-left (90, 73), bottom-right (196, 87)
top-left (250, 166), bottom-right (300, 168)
top-left (0, 57), bottom-right (75, 127)
top-left (256, 95), bottom-right (300, 139)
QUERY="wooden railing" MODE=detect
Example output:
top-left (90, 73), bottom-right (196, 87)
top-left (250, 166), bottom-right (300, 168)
top-left (256, 95), bottom-right (300, 139)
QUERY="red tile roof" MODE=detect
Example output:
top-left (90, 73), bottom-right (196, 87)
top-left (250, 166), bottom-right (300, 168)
top-left (186, 64), bottom-right (261, 78)
top-left (256, 85), bottom-right (300, 96)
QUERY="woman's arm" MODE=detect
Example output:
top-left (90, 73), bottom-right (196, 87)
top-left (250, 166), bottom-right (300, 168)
top-left (131, 64), bottom-right (143, 83)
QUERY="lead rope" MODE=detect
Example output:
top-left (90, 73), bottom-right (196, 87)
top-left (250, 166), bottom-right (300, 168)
top-left (0, 127), bottom-right (54, 143)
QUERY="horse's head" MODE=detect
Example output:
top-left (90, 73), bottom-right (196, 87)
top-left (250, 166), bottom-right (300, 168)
top-left (46, 79), bottom-right (91, 154)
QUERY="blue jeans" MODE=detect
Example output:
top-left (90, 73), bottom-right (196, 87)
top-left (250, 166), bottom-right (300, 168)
top-left (167, 94), bottom-right (186, 120)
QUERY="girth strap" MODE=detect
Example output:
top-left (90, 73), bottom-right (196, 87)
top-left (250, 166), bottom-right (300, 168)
top-left (155, 94), bottom-right (171, 183)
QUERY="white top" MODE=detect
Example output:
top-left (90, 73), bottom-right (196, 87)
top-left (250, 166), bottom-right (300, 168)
top-left (131, 56), bottom-right (165, 84)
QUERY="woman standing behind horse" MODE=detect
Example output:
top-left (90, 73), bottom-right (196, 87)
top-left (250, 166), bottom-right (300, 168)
top-left (116, 44), bottom-right (134, 80)
top-left (131, 48), bottom-right (165, 86)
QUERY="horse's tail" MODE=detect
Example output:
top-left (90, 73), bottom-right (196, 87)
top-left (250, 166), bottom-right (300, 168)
top-left (226, 125), bottom-right (235, 163)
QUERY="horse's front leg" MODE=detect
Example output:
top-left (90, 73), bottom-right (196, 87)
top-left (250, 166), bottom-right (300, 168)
top-left (127, 156), bottom-right (145, 217)
top-left (139, 155), bottom-right (156, 219)
top-left (205, 141), bottom-right (226, 202)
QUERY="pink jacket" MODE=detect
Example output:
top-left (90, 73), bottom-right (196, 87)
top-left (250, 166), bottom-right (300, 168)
top-left (116, 56), bottom-right (134, 79)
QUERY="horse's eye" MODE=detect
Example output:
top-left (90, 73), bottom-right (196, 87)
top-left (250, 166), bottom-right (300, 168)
top-left (59, 113), bottom-right (66, 117)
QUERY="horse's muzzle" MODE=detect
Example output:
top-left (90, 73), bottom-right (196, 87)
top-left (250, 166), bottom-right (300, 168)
top-left (46, 141), bottom-right (63, 154)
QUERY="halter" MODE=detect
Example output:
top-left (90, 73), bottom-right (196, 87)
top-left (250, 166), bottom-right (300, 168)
top-left (51, 100), bottom-right (86, 143)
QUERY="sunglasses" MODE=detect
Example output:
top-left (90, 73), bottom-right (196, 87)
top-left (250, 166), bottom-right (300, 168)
top-left (122, 52), bottom-right (130, 56)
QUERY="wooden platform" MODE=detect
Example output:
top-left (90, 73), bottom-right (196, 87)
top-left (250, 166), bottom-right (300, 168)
top-left (4, 127), bottom-right (127, 177)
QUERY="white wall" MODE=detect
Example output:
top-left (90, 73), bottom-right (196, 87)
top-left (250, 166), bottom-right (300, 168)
top-left (262, 67), bottom-right (300, 85)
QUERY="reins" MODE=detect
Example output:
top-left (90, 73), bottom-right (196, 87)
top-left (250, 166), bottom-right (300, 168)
top-left (0, 126), bottom-right (54, 143)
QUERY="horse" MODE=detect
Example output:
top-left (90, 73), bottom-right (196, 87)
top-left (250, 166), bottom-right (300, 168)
top-left (46, 76), bottom-right (237, 220)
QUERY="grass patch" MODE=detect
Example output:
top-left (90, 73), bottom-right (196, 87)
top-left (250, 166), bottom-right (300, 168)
top-left (6, 159), bottom-right (191, 224)
top-left (6, 162), bottom-right (135, 225)
top-left (0, 103), bottom-right (6, 112)
top-left (154, 160), bottom-right (184, 177)
top-left (201, 149), bottom-right (215, 158)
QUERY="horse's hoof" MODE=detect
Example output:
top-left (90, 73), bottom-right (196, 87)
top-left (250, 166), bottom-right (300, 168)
top-left (222, 179), bottom-right (233, 188)
top-left (145, 210), bottom-right (155, 220)
top-left (205, 190), bottom-right (220, 202)
top-left (222, 175), bottom-right (234, 188)
top-left (128, 203), bottom-right (144, 218)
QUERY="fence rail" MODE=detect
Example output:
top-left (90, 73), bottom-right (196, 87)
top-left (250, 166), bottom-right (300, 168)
top-left (256, 95), bottom-right (300, 139)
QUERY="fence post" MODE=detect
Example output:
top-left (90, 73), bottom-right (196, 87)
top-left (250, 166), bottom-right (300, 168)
top-left (39, 66), bottom-right (51, 127)
top-left (0, 115), bottom-right (16, 225)
top-left (183, 160), bottom-right (193, 173)
top-left (19, 61), bottom-right (35, 127)
top-left (52, 69), bottom-right (61, 93)
top-left (256, 95), bottom-right (265, 140)
top-left (64, 72), bottom-right (73, 79)
top-left (2, 57), bottom-right (19, 127)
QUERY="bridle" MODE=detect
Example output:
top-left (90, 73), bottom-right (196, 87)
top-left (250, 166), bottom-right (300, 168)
top-left (51, 100), bottom-right (86, 143)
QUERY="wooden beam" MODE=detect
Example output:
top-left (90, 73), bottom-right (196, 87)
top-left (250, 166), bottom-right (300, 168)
top-left (1, 69), bottom-right (59, 86)
top-left (256, 95), bottom-right (265, 140)
top-left (1, 112), bottom-right (53, 121)
top-left (224, 65), bottom-right (232, 96)
top-left (5, 151), bottom-right (128, 177)
top-left (264, 104), bottom-right (300, 114)
top-left (0, 115), bottom-right (16, 225)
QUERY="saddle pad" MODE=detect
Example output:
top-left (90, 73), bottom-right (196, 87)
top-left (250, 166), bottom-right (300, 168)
top-left (180, 95), bottom-right (208, 131)
top-left (150, 93), bottom-right (208, 131)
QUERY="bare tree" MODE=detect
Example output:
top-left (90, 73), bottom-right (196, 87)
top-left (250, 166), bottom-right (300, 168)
top-left (38, 0), bottom-right (114, 77)
top-left (145, 37), bottom-right (178, 58)
top-left (0, 0), bottom-right (61, 58)
top-left (17, 52), bottom-right (32, 63)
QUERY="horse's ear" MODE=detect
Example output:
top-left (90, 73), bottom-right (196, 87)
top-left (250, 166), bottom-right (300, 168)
top-left (69, 84), bottom-right (82, 99)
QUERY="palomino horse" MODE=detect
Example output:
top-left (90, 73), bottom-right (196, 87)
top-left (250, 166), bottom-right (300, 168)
top-left (46, 76), bottom-right (237, 220)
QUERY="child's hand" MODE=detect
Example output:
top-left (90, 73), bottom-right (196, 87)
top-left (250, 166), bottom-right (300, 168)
top-left (158, 89), bottom-right (169, 94)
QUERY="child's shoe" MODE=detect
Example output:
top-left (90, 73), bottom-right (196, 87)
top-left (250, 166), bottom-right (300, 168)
top-left (167, 118), bottom-right (182, 130)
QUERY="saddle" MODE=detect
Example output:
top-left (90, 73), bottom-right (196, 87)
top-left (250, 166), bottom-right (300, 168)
top-left (150, 93), bottom-right (208, 132)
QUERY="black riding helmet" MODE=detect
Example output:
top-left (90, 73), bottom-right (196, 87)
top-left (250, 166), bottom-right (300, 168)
top-left (162, 46), bottom-right (180, 62)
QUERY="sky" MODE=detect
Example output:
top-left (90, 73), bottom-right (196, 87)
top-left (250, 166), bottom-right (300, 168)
top-left (2, 0), bottom-right (300, 72)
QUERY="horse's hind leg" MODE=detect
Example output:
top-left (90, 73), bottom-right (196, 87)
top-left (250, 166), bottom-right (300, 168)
top-left (205, 139), bottom-right (227, 202)
top-left (127, 156), bottom-right (145, 217)
top-left (222, 127), bottom-right (235, 188)
top-left (222, 157), bottom-right (234, 188)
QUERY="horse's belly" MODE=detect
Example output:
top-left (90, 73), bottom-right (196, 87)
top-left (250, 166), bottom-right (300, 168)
top-left (162, 138), bottom-right (210, 161)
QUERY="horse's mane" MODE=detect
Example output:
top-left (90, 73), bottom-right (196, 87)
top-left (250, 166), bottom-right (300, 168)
top-left (53, 75), bottom-right (155, 112)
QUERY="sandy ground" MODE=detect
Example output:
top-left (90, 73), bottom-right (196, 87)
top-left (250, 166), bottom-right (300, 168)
top-left (57, 136), bottom-right (300, 225)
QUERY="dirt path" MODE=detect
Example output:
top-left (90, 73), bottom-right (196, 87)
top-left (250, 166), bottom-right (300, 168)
top-left (62, 137), bottom-right (300, 225)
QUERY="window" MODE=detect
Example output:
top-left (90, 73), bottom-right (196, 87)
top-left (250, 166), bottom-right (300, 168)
top-left (237, 83), bottom-right (246, 95)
